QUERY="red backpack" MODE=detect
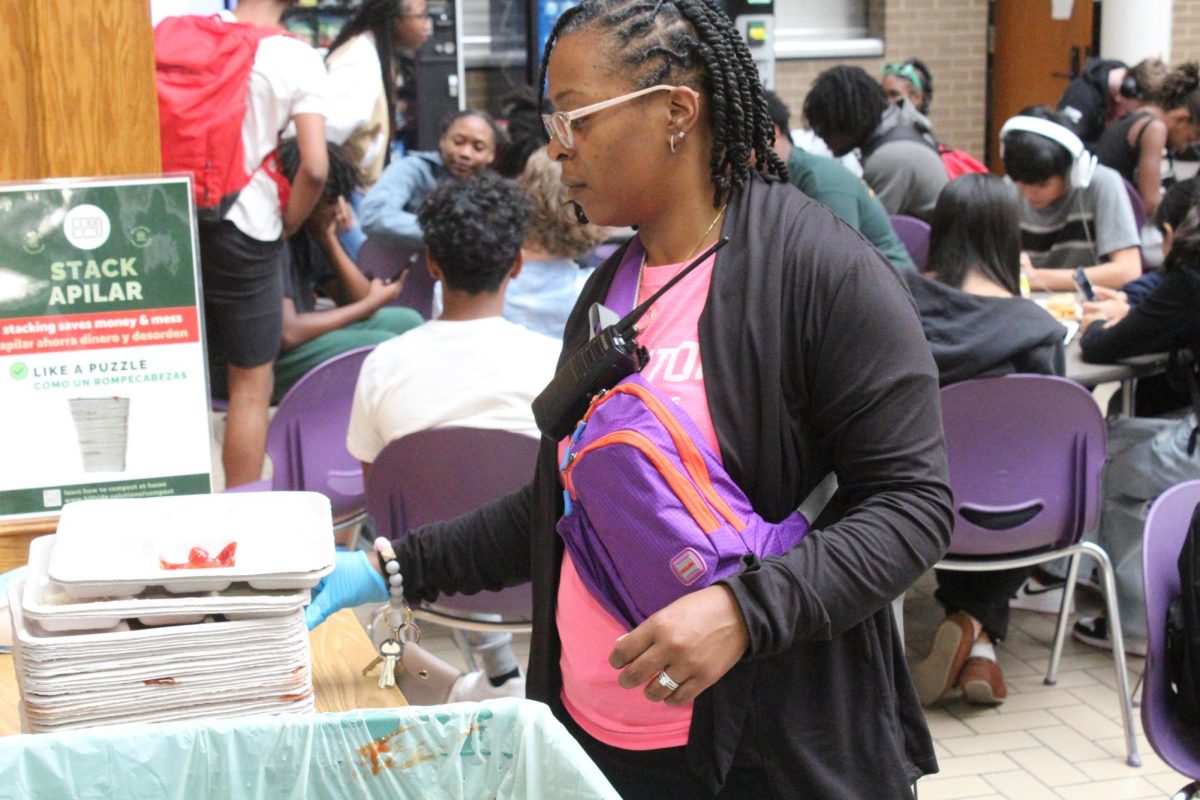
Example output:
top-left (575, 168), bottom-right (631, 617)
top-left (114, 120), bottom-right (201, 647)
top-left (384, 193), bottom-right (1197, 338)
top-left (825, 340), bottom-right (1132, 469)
top-left (154, 15), bottom-right (291, 223)
top-left (936, 142), bottom-right (989, 180)
top-left (864, 124), bottom-right (989, 181)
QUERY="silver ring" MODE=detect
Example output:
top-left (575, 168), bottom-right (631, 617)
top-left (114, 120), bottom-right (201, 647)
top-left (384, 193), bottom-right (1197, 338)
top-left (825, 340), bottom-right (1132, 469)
top-left (656, 669), bottom-right (680, 692)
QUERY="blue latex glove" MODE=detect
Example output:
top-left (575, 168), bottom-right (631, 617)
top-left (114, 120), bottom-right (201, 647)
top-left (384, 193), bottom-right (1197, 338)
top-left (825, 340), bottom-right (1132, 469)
top-left (305, 550), bottom-right (388, 630)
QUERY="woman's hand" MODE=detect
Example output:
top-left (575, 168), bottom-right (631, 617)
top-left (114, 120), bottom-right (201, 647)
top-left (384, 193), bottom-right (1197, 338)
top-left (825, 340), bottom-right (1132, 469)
top-left (304, 550), bottom-right (388, 630)
top-left (1080, 285), bottom-right (1130, 331)
top-left (608, 585), bottom-right (749, 706)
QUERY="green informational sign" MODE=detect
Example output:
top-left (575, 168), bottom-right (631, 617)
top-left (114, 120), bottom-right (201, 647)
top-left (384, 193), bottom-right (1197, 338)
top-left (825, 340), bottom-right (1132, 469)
top-left (0, 177), bottom-right (213, 519)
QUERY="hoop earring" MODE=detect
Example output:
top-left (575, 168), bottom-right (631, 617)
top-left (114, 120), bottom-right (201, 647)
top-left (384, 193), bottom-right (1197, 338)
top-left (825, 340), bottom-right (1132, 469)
top-left (669, 130), bottom-right (686, 154)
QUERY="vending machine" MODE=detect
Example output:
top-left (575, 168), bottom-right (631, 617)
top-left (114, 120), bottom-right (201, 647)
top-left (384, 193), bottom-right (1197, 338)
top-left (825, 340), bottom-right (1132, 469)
top-left (723, 0), bottom-right (774, 90)
top-left (414, 0), bottom-right (467, 149)
top-left (528, 0), bottom-right (578, 84)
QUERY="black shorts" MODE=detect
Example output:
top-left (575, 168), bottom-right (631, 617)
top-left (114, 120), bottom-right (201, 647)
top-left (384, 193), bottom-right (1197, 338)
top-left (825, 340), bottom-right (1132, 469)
top-left (199, 220), bottom-right (284, 371)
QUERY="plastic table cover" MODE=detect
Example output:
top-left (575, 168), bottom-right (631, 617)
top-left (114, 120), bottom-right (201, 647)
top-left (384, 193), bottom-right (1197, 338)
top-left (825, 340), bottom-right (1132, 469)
top-left (0, 698), bottom-right (618, 800)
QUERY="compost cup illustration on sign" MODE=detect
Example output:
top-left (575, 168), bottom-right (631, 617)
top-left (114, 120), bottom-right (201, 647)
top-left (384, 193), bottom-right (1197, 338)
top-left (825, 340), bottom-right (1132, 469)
top-left (68, 397), bottom-right (130, 472)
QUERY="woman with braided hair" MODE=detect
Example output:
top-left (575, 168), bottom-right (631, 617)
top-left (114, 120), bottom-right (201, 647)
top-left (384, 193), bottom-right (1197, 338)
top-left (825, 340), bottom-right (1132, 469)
top-left (308, 1), bottom-right (952, 796)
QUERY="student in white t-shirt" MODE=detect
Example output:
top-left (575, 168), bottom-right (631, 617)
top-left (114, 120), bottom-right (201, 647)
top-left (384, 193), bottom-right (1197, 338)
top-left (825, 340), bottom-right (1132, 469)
top-left (347, 172), bottom-right (559, 700)
top-left (199, 0), bottom-right (329, 487)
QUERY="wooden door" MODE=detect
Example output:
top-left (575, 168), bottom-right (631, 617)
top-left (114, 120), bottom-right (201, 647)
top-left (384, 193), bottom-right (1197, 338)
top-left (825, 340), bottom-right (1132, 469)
top-left (988, 0), bottom-right (1094, 172)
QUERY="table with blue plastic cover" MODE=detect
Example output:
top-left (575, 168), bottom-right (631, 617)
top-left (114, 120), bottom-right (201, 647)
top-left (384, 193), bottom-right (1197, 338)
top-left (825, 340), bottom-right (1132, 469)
top-left (0, 609), bottom-right (619, 799)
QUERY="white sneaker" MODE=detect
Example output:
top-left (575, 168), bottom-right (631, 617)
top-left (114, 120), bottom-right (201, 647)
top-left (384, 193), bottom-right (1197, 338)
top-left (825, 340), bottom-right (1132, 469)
top-left (1009, 574), bottom-right (1075, 615)
top-left (446, 671), bottom-right (526, 703)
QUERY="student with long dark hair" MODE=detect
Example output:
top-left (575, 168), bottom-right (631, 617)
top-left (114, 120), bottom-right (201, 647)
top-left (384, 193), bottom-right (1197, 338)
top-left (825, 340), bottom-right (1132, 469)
top-left (308, 1), bottom-right (953, 795)
top-left (904, 174), bottom-right (1066, 706)
top-left (325, 0), bottom-right (432, 187)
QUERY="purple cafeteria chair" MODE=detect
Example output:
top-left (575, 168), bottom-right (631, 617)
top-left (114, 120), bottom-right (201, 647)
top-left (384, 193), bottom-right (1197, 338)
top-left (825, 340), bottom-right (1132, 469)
top-left (889, 214), bottom-right (931, 269)
top-left (356, 238), bottom-right (435, 320)
top-left (1141, 480), bottom-right (1200, 796)
top-left (1121, 177), bottom-right (1151, 273)
top-left (228, 346), bottom-right (374, 532)
top-left (936, 374), bottom-right (1140, 766)
top-left (365, 427), bottom-right (538, 633)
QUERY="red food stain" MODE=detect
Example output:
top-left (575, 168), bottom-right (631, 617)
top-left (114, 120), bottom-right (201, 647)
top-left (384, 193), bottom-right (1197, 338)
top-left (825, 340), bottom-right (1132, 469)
top-left (159, 543), bottom-right (237, 570)
top-left (356, 724), bottom-right (423, 777)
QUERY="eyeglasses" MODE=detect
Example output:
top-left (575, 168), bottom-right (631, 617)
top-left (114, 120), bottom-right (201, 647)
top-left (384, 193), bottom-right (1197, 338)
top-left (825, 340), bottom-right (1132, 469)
top-left (541, 84), bottom-right (676, 150)
top-left (881, 62), bottom-right (924, 93)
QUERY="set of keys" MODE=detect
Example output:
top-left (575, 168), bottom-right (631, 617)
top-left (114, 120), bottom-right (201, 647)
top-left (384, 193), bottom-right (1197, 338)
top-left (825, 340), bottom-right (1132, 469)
top-left (361, 611), bottom-right (420, 689)
top-left (361, 537), bottom-right (422, 690)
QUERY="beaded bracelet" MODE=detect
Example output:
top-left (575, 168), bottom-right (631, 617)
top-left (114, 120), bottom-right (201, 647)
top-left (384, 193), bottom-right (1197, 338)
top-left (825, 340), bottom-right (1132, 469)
top-left (362, 537), bottom-right (419, 689)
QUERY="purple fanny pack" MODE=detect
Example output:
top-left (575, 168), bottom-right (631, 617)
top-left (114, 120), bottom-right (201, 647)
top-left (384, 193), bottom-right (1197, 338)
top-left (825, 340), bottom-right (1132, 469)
top-left (555, 239), bottom-right (810, 628)
top-left (557, 374), bottom-right (810, 629)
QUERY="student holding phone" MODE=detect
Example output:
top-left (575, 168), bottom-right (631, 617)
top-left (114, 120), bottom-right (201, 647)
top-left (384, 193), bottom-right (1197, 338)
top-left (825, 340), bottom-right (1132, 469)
top-left (1073, 205), bottom-right (1200, 656)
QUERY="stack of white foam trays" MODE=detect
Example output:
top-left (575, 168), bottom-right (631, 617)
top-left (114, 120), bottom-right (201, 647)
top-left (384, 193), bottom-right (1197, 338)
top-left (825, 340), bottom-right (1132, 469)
top-left (6, 491), bottom-right (334, 734)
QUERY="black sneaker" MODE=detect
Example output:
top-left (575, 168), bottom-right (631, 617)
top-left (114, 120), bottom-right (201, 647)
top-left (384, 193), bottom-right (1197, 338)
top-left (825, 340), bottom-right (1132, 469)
top-left (1072, 615), bottom-right (1147, 657)
top-left (1010, 573), bottom-right (1074, 615)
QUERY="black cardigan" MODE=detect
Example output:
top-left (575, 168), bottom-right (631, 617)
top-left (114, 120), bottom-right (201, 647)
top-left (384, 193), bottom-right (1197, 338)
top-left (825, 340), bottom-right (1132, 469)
top-left (393, 175), bottom-right (954, 798)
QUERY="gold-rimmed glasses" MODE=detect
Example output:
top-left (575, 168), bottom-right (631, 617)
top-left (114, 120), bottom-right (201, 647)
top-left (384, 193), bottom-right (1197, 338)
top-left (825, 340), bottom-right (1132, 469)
top-left (542, 84), bottom-right (677, 150)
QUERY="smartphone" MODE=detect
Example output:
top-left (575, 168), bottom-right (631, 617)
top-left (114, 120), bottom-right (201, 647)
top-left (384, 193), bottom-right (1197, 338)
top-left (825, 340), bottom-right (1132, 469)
top-left (1073, 267), bottom-right (1095, 301)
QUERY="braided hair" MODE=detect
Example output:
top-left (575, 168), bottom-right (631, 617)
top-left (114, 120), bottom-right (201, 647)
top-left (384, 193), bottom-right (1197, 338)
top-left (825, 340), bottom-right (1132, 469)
top-left (538, 0), bottom-right (787, 209)
top-left (326, 0), bottom-right (413, 168)
top-left (803, 65), bottom-right (888, 155)
top-left (279, 139), bottom-right (362, 202)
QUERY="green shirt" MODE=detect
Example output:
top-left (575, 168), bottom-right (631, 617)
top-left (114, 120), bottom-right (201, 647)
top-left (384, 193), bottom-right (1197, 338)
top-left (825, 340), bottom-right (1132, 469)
top-left (787, 147), bottom-right (915, 271)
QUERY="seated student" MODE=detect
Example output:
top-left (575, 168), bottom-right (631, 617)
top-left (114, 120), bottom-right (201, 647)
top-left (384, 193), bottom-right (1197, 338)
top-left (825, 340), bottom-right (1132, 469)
top-left (1068, 204), bottom-right (1200, 656)
top-left (765, 90), bottom-right (914, 271)
top-left (272, 141), bottom-right (422, 403)
top-left (359, 110), bottom-right (501, 248)
top-left (509, 146), bottom-right (610, 337)
top-left (1094, 61), bottom-right (1198, 218)
top-left (905, 174), bottom-right (1067, 707)
top-left (1001, 106), bottom-right (1142, 291)
top-left (803, 65), bottom-right (948, 221)
top-left (881, 58), bottom-right (934, 116)
top-left (346, 172), bottom-right (561, 701)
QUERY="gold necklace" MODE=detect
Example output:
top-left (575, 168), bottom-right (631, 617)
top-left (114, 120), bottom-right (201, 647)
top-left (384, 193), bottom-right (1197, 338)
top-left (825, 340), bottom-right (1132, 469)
top-left (636, 204), bottom-right (727, 322)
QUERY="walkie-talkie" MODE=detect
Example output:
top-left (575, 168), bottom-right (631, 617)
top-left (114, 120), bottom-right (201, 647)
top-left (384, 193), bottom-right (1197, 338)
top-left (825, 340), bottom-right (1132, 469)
top-left (533, 236), bottom-right (730, 439)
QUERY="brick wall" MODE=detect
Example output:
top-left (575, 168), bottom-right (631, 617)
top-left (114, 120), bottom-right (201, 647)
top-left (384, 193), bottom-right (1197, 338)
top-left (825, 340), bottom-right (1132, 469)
top-left (1172, 0), bottom-right (1200, 64)
top-left (773, 0), bottom-right (990, 160)
top-left (773, 1), bottom-right (1198, 163)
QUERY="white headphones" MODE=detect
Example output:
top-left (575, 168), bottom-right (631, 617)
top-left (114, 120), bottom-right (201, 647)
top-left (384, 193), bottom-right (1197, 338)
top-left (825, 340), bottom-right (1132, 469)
top-left (999, 115), bottom-right (1098, 189)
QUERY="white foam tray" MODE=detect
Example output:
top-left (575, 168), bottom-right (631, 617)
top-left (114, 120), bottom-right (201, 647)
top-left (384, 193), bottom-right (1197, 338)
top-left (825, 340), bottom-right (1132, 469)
top-left (8, 581), bottom-right (315, 734)
top-left (48, 492), bottom-right (335, 599)
top-left (22, 695), bottom-right (314, 734)
top-left (23, 536), bottom-right (311, 631)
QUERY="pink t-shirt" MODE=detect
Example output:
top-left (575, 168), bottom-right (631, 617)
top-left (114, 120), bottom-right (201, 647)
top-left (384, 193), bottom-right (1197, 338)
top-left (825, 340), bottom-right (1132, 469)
top-left (557, 251), bottom-right (718, 750)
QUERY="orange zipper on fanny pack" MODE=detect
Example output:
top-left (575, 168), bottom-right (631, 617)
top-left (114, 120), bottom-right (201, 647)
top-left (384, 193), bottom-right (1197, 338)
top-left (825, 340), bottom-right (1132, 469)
top-left (584, 385), bottom-right (745, 532)
top-left (564, 430), bottom-right (723, 535)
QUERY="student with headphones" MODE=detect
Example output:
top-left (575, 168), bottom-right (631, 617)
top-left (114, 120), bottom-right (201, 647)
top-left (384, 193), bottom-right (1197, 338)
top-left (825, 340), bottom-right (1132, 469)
top-left (1001, 106), bottom-right (1142, 291)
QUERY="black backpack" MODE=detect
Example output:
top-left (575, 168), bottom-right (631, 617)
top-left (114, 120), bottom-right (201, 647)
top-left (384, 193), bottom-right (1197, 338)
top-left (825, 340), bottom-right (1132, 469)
top-left (1167, 500), bottom-right (1200, 724)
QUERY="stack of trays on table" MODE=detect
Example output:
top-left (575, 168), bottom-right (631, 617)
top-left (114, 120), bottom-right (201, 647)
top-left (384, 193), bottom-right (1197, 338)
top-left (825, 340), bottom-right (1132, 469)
top-left (6, 491), bottom-right (335, 734)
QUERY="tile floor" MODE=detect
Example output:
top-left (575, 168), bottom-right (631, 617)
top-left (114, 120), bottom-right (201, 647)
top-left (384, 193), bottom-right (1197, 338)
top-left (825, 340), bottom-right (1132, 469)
top-left (410, 569), bottom-right (1193, 799)
top-left (217, 380), bottom-right (1195, 797)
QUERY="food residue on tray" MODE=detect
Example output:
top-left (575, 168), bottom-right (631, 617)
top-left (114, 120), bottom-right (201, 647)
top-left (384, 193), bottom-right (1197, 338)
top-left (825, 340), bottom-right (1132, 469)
top-left (158, 543), bottom-right (237, 571)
